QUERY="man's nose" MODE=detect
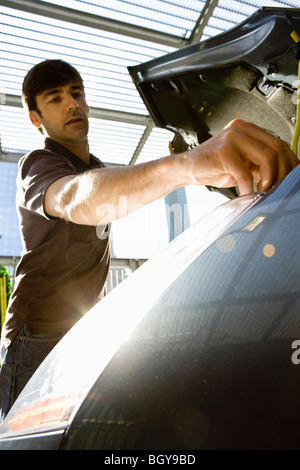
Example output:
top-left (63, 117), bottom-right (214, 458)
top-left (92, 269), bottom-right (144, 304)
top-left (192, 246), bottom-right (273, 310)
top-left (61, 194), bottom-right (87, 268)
top-left (67, 95), bottom-right (79, 111)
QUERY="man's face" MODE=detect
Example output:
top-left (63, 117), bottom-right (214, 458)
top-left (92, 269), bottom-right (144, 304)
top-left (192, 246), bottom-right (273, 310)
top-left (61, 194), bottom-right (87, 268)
top-left (29, 82), bottom-right (90, 146)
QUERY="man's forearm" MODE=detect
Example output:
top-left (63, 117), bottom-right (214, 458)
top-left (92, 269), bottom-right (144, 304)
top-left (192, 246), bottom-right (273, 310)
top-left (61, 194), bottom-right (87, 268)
top-left (48, 152), bottom-right (189, 226)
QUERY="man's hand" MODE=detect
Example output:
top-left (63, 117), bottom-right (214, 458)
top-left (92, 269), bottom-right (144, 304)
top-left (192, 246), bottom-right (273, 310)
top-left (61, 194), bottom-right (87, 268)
top-left (182, 119), bottom-right (299, 195)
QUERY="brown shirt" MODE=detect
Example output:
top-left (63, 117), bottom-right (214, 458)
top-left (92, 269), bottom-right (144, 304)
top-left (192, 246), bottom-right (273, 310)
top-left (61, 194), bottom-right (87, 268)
top-left (1, 138), bottom-right (110, 349)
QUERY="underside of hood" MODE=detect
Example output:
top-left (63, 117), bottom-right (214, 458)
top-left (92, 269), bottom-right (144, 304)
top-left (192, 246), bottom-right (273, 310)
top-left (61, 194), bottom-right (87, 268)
top-left (129, 7), bottom-right (300, 197)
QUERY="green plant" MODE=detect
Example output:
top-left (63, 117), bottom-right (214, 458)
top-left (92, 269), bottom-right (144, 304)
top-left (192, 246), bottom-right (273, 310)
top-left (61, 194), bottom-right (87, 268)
top-left (0, 265), bottom-right (12, 334)
top-left (0, 264), bottom-right (12, 299)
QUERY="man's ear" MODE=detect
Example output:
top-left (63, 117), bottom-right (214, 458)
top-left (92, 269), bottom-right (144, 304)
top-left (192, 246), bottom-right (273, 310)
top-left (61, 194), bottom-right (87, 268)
top-left (29, 110), bottom-right (45, 135)
top-left (29, 110), bottom-right (42, 129)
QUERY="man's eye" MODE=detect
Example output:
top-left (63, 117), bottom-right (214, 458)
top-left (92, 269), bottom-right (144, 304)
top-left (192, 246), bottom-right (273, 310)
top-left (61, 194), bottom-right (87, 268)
top-left (49, 97), bottom-right (60, 103)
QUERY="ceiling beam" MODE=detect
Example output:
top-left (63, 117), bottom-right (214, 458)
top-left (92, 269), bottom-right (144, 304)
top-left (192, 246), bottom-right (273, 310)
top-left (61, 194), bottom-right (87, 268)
top-left (0, 150), bottom-right (127, 165)
top-left (1, 94), bottom-right (154, 164)
top-left (90, 108), bottom-right (152, 127)
top-left (4, 93), bottom-right (153, 126)
top-left (129, 122), bottom-right (155, 165)
top-left (189, 0), bottom-right (219, 44)
top-left (0, 151), bottom-right (22, 163)
top-left (2, 0), bottom-right (189, 48)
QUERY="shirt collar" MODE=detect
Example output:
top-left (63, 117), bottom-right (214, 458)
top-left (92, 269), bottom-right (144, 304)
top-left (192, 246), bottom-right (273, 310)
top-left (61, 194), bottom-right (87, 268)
top-left (44, 138), bottom-right (102, 170)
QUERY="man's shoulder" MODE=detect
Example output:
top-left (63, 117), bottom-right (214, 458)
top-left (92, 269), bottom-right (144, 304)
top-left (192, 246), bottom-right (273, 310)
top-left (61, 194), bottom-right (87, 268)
top-left (18, 146), bottom-right (74, 176)
top-left (19, 147), bottom-right (56, 166)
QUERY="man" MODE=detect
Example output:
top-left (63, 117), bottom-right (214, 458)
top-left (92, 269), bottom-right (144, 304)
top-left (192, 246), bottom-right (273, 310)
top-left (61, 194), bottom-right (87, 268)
top-left (0, 59), bottom-right (298, 422)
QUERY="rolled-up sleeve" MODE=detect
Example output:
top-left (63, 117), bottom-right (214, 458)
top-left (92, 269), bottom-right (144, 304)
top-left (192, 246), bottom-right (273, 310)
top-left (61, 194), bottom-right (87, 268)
top-left (18, 150), bottom-right (78, 219)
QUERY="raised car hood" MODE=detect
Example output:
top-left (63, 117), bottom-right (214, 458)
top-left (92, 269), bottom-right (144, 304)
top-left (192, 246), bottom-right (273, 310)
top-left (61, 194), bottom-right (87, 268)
top-left (128, 7), bottom-right (300, 182)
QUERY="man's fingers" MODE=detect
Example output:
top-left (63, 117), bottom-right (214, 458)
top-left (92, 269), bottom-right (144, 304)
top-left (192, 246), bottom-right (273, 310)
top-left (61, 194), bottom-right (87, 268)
top-left (184, 119), bottom-right (298, 195)
top-left (220, 130), bottom-right (277, 194)
top-left (273, 139), bottom-right (299, 182)
top-left (224, 120), bottom-right (299, 193)
top-left (224, 158), bottom-right (254, 196)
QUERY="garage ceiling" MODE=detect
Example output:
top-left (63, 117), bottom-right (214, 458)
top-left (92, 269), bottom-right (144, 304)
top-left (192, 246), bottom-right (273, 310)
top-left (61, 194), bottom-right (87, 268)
top-left (1, 0), bottom-right (299, 167)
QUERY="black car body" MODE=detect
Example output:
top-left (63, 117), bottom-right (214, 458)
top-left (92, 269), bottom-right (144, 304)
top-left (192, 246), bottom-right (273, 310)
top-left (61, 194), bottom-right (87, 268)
top-left (0, 7), bottom-right (299, 450)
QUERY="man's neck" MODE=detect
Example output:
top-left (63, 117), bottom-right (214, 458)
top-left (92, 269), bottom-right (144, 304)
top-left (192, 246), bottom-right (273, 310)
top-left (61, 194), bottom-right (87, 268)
top-left (56, 140), bottom-right (90, 164)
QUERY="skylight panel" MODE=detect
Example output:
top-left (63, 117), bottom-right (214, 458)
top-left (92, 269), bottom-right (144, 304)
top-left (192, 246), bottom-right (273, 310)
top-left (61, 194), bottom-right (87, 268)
top-left (88, 118), bottom-right (146, 165)
top-left (202, 0), bottom-right (300, 39)
top-left (0, 106), bottom-right (44, 154)
top-left (0, 5), bottom-right (175, 115)
top-left (136, 128), bottom-right (174, 164)
top-left (40, 0), bottom-right (206, 38)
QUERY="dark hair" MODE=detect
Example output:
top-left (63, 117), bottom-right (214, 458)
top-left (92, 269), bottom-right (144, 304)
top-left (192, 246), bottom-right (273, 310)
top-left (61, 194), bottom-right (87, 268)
top-left (22, 59), bottom-right (84, 113)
